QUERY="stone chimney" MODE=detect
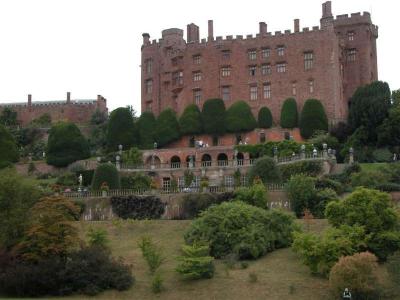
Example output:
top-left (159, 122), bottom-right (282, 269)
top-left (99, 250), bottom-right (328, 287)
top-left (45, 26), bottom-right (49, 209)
top-left (208, 20), bottom-right (214, 41)
top-left (142, 33), bottom-right (150, 45)
top-left (66, 92), bottom-right (71, 104)
top-left (187, 23), bottom-right (200, 43)
top-left (28, 94), bottom-right (32, 111)
top-left (259, 22), bottom-right (267, 35)
top-left (294, 19), bottom-right (300, 33)
top-left (322, 1), bottom-right (333, 18)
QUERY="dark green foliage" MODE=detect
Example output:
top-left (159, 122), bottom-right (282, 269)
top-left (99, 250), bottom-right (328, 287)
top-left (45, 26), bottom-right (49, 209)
top-left (378, 106), bottom-right (400, 147)
top-left (349, 81), bottom-right (391, 143)
top-left (120, 173), bottom-right (151, 190)
top-left (279, 161), bottom-right (322, 181)
top-left (56, 172), bottom-right (77, 187)
top-left (0, 125), bottom-right (19, 166)
top-left (110, 195), bottom-right (165, 219)
top-left (236, 140), bottom-right (313, 158)
top-left (326, 188), bottom-right (400, 261)
top-left (181, 192), bottom-right (234, 219)
top-left (280, 98), bottom-right (298, 128)
top-left (202, 98), bottom-right (226, 136)
top-left (77, 169), bottom-right (94, 186)
top-left (372, 148), bottom-right (392, 162)
top-left (247, 156), bottom-right (281, 184)
top-left (350, 169), bottom-right (391, 189)
top-left (91, 163), bottom-right (121, 190)
top-left (151, 273), bottom-right (163, 293)
top-left (315, 177), bottom-right (344, 194)
top-left (87, 227), bottom-right (109, 248)
top-left (138, 236), bottom-right (164, 274)
top-left (90, 109), bottom-right (108, 125)
top-left (225, 101), bottom-right (257, 133)
top-left (154, 108), bottom-right (180, 147)
top-left (258, 107), bottom-right (273, 128)
top-left (233, 181), bottom-right (268, 208)
top-left (299, 99), bottom-right (328, 139)
top-left (122, 147), bottom-right (143, 166)
top-left (376, 182), bottom-right (400, 192)
top-left (106, 107), bottom-right (136, 152)
top-left (137, 111), bottom-right (157, 149)
top-left (185, 201), bottom-right (298, 259)
top-left (179, 104), bottom-right (203, 135)
top-left (176, 243), bottom-right (215, 280)
top-left (0, 107), bottom-right (18, 126)
top-left (31, 113), bottom-right (52, 127)
top-left (46, 122), bottom-right (90, 167)
top-left (329, 121), bottom-right (351, 143)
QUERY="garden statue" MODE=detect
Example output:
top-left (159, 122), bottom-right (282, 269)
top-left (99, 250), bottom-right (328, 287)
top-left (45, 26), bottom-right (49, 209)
top-left (342, 288), bottom-right (351, 299)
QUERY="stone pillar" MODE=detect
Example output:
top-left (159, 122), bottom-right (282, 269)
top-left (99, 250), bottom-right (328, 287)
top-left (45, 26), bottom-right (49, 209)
top-left (300, 145), bottom-right (306, 160)
top-left (259, 22), bottom-right (267, 35)
top-left (273, 146), bottom-right (278, 163)
top-left (116, 155), bottom-right (121, 170)
top-left (208, 20), bottom-right (214, 41)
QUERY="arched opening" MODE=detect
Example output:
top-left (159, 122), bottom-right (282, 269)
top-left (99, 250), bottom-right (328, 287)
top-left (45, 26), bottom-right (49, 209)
top-left (249, 153), bottom-right (257, 165)
top-left (201, 154), bottom-right (212, 167)
top-left (170, 156), bottom-right (181, 169)
top-left (237, 152), bottom-right (244, 166)
top-left (217, 153), bottom-right (228, 166)
top-left (186, 155), bottom-right (195, 168)
top-left (145, 155), bottom-right (161, 169)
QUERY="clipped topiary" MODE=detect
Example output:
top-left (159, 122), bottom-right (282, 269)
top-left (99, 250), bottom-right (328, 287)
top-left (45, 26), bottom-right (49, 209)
top-left (179, 104), bottom-right (203, 135)
top-left (111, 195), bottom-right (165, 219)
top-left (154, 108), bottom-right (180, 147)
top-left (280, 98), bottom-right (298, 128)
top-left (225, 101), bottom-right (257, 133)
top-left (201, 98), bottom-right (226, 136)
top-left (137, 111), bottom-right (156, 149)
top-left (258, 107), bottom-right (273, 128)
top-left (91, 163), bottom-right (120, 190)
top-left (299, 99), bottom-right (328, 139)
top-left (106, 107), bottom-right (137, 152)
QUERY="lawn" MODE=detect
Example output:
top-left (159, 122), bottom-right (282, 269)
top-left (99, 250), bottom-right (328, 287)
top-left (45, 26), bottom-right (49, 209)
top-left (360, 162), bottom-right (388, 172)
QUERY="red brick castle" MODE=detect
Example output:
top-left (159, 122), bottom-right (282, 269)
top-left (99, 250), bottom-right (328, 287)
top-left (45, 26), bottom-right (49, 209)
top-left (141, 1), bottom-right (378, 125)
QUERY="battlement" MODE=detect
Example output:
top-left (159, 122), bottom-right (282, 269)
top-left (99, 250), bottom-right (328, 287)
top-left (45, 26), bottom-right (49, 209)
top-left (333, 11), bottom-right (372, 26)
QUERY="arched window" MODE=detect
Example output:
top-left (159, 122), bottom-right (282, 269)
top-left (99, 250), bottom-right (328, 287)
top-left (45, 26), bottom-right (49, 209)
top-left (237, 152), bottom-right (244, 166)
top-left (201, 154), bottom-right (212, 167)
top-left (170, 156), bottom-right (181, 169)
top-left (217, 153), bottom-right (228, 166)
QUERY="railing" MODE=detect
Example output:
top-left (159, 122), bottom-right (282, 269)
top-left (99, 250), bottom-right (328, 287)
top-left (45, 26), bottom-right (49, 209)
top-left (171, 162), bottom-right (181, 169)
top-left (217, 160), bottom-right (229, 167)
top-left (201, 161), bottom-right (212, 167)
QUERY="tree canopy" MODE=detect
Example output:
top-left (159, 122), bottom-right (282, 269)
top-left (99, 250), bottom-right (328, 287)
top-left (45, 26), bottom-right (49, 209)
top-left (137, 111), bottom-right (156, 149)
top-left (258, 107), bottom-right (273, 128)
top-left (225, 101), bottom-right (257, 133)
top-left (299, 99), bottom-right (328, 139)
top-left (154, 108), bottom-right (180, 147)
top-left (91, 163), bottom-right (121, 190)
top-left (280, 98), bottom-right (298, 128)
top-left (179, 104), bottom-right (203, 135)
top-left (247, 156), bottom-right (281, 184)
top-left (46, 122), bottom-right (90, 167)
top-left (106, 107), bottom-right (137, 152)
top-left (202, 98), bottom-right (226, 136)
top-left (0, 124), bottom-right (19, 168)
top-left (0, 107), bottom-right (18, 126)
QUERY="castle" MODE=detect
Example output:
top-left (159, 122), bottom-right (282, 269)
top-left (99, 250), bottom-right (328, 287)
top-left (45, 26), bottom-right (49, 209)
top-left (0, 92), bottom-right (108, 126)
top-left (141, 1), bottom-right (378, 125)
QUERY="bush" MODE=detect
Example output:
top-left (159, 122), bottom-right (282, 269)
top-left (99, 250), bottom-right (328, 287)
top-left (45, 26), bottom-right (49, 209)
top-left (286, 175), bottom-right (317, 217)
top-left (376, 182), bottom-right (400, 192)
top-left (236, 140), bottom-right (313, 158)
top-left (350, 169), bottom-right (391, 189)
top-left (106, 107), bottom-right (137, 152)
top-left (151, 273), bottom-right (163, 293)
top-left (154, 108), bottom-right (181, 147)
top-left (315, 177), bottom-right (344, 194)
top-left (46, 122), bottom-right (90, 167)
top-left (329, 252), bottom-right (381, 300)
top-left (279, 161), bottom-right (322, 181)
top-left (258, 107), bottom-right (273, 128)
top-left (176, 243), bottom-right (215, 280)
top-left (138, 236), bottom-right (164, 274)
top-left (314, 188), bottom-right (338, 218)
top-left (87, 227), bottom-right (109, 248)
top-left (233, 181), bottom-right (268, 209)
top-left (225, 101), bottom-right (257, 133)
top-left (120, 173), bottom-right (151, 190)
top-left (181, 192), bottom-right (234, 219)
top-left (280, 98), bottom-right (298, 128)
top-left (56, 172), bottom-right (77, 187)
top-left (122, 147), bottom-right (143, 166)
top-left (0, 124), bottom-right (19, 166)
top-left (202, 98), bottom-right (226, 136)
top-left (184, 201), bottom-right (298, 259)
top-left (247, 156), bottom-right (281, 184)
top-left (91, 163), bottom-right (121, 190)
top-left (111, 195), bottom-right (165, 219)
top-left (372, 148), bottom-right (392, 162)
top-left (137, 111), bottom-right (156, 149)
top-left (179, 104), bottom-right (203, 135)
top-left (299, 99), bottom-right (328, 139)
top-left (326, 188), bottom-right (400, 261)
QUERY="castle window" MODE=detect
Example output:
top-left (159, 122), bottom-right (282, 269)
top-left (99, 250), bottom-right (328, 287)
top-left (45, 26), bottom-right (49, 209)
top-left (221, 66), bottom-right (231, 77)
top-left (222, 86), bottom-right (230, 101)
top-left (146, 101), bottom-right (152, 111)
top-left (304, 52), bottom-right (314, 70)
top-left (248, 49), bottom-right (257, 60)
top-left (292, 82), bottom-right (297, 96)
top-left (263, 83), bottom-right (271, 99)
top-left (172, 71), bottom-right (183, 85)
top-left (222, 50), bottom-right (231, 59)
top-left (193, 55), bottom-right (201, 64)
top-left (348, 31), bottom-right (355, 41)
top-left (145, 59), bottom-right (153, 74)
top-left (145, 79), bottom-right (153, 94)
top-left (261, 48), bottom-right (270, 58)
top-left (277, 46), bottom-right (285, 56)
top-left (261, 64), bottom-right (271, 75)
top-left (250, 85), bottom-right (258, 100)
top-left (277, 62), bottom-right (286, 73)
top-left (193, 89), bottom-right (202, 104)
top-left (309, 80), bottom-right (314, 94)
top-left (193, 71), bottom-right (202, 82)
top-left (249, 65), bottom-right (257, 76)
top-left (347, 48), bottom-right (357, 62)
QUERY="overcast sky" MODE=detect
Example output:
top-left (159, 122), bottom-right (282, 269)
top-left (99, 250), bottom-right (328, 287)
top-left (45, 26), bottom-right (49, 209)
top-left (0, 0), bottom-right (398, 113)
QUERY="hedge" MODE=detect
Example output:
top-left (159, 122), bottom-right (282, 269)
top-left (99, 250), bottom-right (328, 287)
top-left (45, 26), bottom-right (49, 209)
top-left (202, 98), bottom-right (226, 136)
top-left (225, 101), bottom-right (257, 133)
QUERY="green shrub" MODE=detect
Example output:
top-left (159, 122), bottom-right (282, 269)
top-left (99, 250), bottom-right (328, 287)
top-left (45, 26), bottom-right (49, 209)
top-left (120, 173), bottom-right (151, 190)
top-left (372, 148), bottom-right (392, 162)
top-left (314, 188), bottom-right (339, 218)
top-left (202, 98), bottom-right (226, 136)
top-left (225, 101), bottom-right (257, 133)
top-left (299, 99), bottom-right (328, 139)
top-left (122, 147), bottom-right (143, 166)
top-left (46, 122), bottom-right (90, 167)
top-left (258, 107), bottom-right (273, 128)
top-left (184, 201), bottom-right (298, 259)
top-left (138, 236), bottom-right (164, 274)
top-left (91, 163), bottom-right (120, 190)
top-left (286, 175), bottom-right (316, 217)
top-left (280, 98), bottom-right (298, 128)
top-left (176, 243), bottom-right (215, 280)
top-left (279, 161), bottom-right (322, 181)
top-left (86, 227), bottom-right (109, 248)
top-left (76, 169), bottom-right (94, 186)
top-left (329, 252), bottom-right (381, 300)
top-left (315, 177), bottom-right (344, 194)
top-left (351, 169), bottom-right (391, 189)
top-left (181, 192), bottom-right (234, 219)
top-left (0, 124), bottom-right (19, 167)
top-left (151, 273), bottom-right (163, 294)
top-left (179, 104), bottom-right (203, 135)
top-left (137, 111), bottom-right (156, 149)
top-left (233, 181), bottom-right (268, 209)
top-left (247, 156), bottom-right (281, 184)
top-left (106, 107), bottom-right (137, 152)
top-left (56, 172), bottom-right (77, 187)
top-left (110, 195), bottom-right (165, 219)
top-left (326, 188), bottom-right (400, 261)
top-left (376, 182), bottom-right (400, 192)
top-left (387, 251), bottom-right (400, 290)
top-left (236, 140), bottom-right (313, 158)
top-left (154, 108), bottom-right (180, 147)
